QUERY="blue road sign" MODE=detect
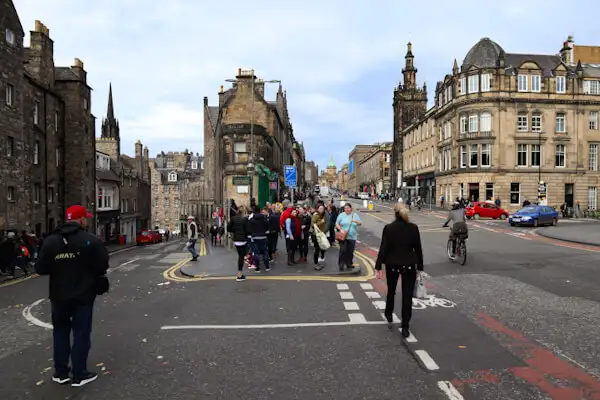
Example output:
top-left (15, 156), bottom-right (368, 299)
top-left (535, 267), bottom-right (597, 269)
top-left (284, 165), bottom-right (297, 188)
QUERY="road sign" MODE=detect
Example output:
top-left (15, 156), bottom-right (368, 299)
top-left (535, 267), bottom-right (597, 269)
top-left (284, 165), bottom-right (297, 188)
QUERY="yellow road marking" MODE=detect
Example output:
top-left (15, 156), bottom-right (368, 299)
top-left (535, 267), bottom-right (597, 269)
top-left (0, 273), bottom-right (38, 288)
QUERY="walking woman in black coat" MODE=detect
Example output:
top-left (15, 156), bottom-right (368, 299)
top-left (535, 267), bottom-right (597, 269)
top-left (374, 202), bottom-right (424, 338)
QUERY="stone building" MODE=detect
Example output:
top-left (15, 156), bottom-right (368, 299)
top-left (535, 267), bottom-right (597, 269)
top-left (318, 157), bottom-right (338, 188)
top-left (358, 143), bottom-right (392, 195)
top-left (391, 43), bottom-right (428, 196)
top-left (305, 160), bottom-right (319, 190)
top-left (95, 84), bottom-right (152, 243)
top-left (338, 163), bottom-right (349, 192)
top-left (1, 6), bottom-right (95, 236)
top-left (150, 151), bottom-right (207, 233)
top-left (400, 36), bottom-right (600, 212)
top-left (203, 69), bottom-right (304, 211)
top-left (347, 145), bottom-right (376, 194)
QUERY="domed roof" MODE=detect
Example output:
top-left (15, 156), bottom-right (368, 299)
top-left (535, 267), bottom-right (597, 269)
top-left (461, 38), bottom-right (505, 70)
top-left (327, 156), bottom-right (336, 168)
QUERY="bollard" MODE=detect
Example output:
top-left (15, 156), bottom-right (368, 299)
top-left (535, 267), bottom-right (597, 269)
top-left (340, 200), bottom-right (345, 208)
top-left (368, 201), bottom-right (373, 211)
top-left (362, 200), bottom-right (368, 209)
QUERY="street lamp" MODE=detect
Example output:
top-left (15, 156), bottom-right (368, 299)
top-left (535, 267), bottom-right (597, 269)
top-left (226, 71), bottom-right (280, 203)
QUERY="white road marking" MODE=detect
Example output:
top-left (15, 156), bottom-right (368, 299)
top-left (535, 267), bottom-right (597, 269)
top-left (110, 258), bottom-right (139, 274)
top-left (22, 299), bottom-right (52, 330)
top-left (360, 283), bottom-right (373, 290)
top-left (339, 292), bottom-right (354, 300)
top-left (415, 350), bottom-right (440, 371)
top-left (372, 300), bottom-right (386, 310)
top-left (343, 302), bottom-right (359, 311)
top-left (379, 313), bottom-right (400, 323)
top-left (437, 381), bottom-right (464, 399)
top-left (404, 330), bottom-right (418, 343)
top-left (365, 291), bottom-right (381, 299)
top-left (336, 283), bottom-right (349, 290)
top-left (161, 320), bottom-right (389, 330)
top-left (348, 313), bottom-right (367, 323)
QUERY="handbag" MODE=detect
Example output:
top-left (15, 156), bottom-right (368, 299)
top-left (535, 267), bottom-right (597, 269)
top-left (314, 225), bottom-right (331, 250)
top-left (335, 213), bottom-right (356, 242)
top-left (413, 272), bottom-right (426, 299)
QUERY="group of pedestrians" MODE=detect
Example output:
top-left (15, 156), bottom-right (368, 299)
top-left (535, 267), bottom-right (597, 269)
top-left (0, 230), bottom-right (44, 278)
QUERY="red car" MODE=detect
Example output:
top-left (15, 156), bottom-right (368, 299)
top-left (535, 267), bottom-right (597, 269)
top-left (465, 201), bottom-right (509, 220)
top-left (136, 230), bottom-right (162, 245)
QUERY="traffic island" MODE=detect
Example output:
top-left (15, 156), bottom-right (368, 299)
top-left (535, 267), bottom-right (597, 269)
top-left (537, 223), bottom-right (600, 247)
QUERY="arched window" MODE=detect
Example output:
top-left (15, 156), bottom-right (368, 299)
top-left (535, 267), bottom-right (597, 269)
top-left (168, 171), bottom-right (177, 182)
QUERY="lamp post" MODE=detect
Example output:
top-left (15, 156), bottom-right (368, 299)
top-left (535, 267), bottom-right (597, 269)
top-left (226, 71), bottom-right (280, 205)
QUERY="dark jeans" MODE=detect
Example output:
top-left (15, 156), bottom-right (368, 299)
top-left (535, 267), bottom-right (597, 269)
top-left (337, 239), bottom-right (356, 268)
top-left (267, 232), bottom-right (278, 258)
top-left (286, 238), bottom-right (297, 253)
top-left (211, 235), bottom-right (217, 245)
top-left (298, 234), bottom-right (309, 258)
top-left (311, 234), bottom-right (325, 264)
top-left (51, 300), bottom-right (95, 378)
top-left (252, 239), bottom-right (269, 270)
top-left (235, 243), bottom-right (247, 272)
top-left (385, 266), bottom-right (417, 329)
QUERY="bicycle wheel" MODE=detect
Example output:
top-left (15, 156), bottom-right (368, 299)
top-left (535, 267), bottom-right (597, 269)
top-left (459, 240), bottom-right (467, 265)
top-left (447, 238), bottom-right (454, 261)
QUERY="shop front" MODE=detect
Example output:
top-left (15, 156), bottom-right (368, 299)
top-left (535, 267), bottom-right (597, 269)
top-left (256, 164), bottom-right (278, 208)
top-left (97, 210), bottom-right (119, 244)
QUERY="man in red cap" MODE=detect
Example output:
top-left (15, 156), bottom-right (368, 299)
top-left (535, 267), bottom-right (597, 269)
top-left (35, 205), bottom-right (109, 387)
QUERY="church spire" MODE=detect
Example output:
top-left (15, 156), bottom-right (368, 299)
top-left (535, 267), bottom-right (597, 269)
top-left (101, 83), bottom-right (120, 140)
top-left (402, 42), bottom-right (417, 89)
top-left (107, 82), bottom-right (115, 120)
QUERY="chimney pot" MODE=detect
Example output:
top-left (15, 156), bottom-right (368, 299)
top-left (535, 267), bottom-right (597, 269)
top-left (220, 85), bottom-right (224, 93)
top-left (73, 58), bottom-right (84, 68)
top-left (34, 20), bottom-right (43, 32)
top-left (238, 68), bottom-right (241, 76)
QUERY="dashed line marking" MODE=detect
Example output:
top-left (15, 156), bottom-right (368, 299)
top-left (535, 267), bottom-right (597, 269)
top-left (336, 283), bottom-right (349, 290)
top-left (348, 313), bottom-right (367, 323)
top-left (372, 300), bottom-right (386, 310)
top-left (339, 291), bottom-right (354, 300)
top-left (360, 283), bottom-right (373, 290)
top-left (343, 301), bottom-right (359, 311)
top-left (365, 291), bottom-right (381, 299)
top-left (380, 312), bottom-right (400, 323)
top-left (404, 330), bottom-right (418, 343)
top-left (415, 350), bottom-right (440, 371)
top-left (437, 381), bottom-right (464, 399)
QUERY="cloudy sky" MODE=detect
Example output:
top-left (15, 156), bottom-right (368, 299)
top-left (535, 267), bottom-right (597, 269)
top-left (15, 0), bottom-right (598, 173)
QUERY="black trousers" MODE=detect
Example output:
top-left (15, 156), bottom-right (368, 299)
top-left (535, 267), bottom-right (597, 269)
top-left (51, 300), bottom-right (94, 378)
top-left (235, 244), bottom-right (247, 272)
top-left (298, 234), bottom-right (309, 258)
top-left (385, 265), bottom-right (418, 329)
top-left (267, 232), bottom-right (278, 258)
top-left (311, 234), bottom-right (325, 264)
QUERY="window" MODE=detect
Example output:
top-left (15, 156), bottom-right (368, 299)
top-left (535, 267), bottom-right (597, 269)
top-left (468, 75), bottom-right (479, 93)
top-left (5, 83), bottom-right (14, 106)
top-left (583, 80), bottom-right (600, 95)
top-left (6, 136), bottom-right (14, 157)
top-left (191, 161), bottom-right (198, 169)
top-left (531, 144), bottom-right (541, 167)
top-left (34, 183), bottom-right (41, 203)
top-left (518, 75), bottom-right (528, 92)
top-left (468, 114), bottom-right (478, 132)
top-left (460, 145), bottom-right (467, 168)
top-left (121, 199), bottom-right (127, 213)
top-left (481, 144), bottom-right (491, 167)
top-left (48, 187), bottom-right (54, 203)
top-left (34, 102), bottom-right (39, 125)
top-left (589, 187), bottom-right (598, 211)
top-left (555, 144), bottom-right (566, 167)
top-left (485, 183), bottom-right (494, 201)
top-left (480, 112), bottom-right (492, 132)
top-left (460, 115), bottom-right (467, 133)
top-left (102, 188), bottom-right (113, 208)
top-left (469, 144), bottom-right (478, 167)
top-left (531, 75), bottom-right (541, 92)
top-left (165, 199), bottom-right (170, 207)
top-left (517, 113), bottom-right (528, 131)
top-left (555, 113), bottom-right (566, 133)
top-left (234, 141), bottom-right (246, 163)
top-left (168, 171), bottom-right (177, 182)
top-left (459, 77), bottom-right (466, 95)
top-left (510, 183), bottom-right (520, 205)
top-left (56, 148), bottom-right (60, 166)
top-left (517, 144), bottom-right (528, 166)
top-left (531, 112), bottom-right (542, 132)
top-left (129, 177), bottom-right (132, 187)
top-left (556, 76), bottom-right (566, 93)
top-left (589, 144), bottom-right (598, 171)
top-left (83, 98), bottom-right (88, 110)
top-left (166, 158), bottom-right (175, 168)
top-left (590, 111), bottom-right (598, 130)
top-left (5, 28), bottom-right (15, 45)
top-left (133, 199), bottom-right (137, 212)
top-left (7, 186), bottom-right (15, 201)
top-left (55, 111), bottom-right (59, 132)
top-left (201, 161), bottom-right (204, 169)
top-left (481, 74), bottom-right (491, 92)
top-left (33, 141), bottom-right (39, 165)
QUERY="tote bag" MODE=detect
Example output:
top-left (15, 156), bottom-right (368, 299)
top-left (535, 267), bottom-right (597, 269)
top-left (313, 225), bottom-right (331, 250)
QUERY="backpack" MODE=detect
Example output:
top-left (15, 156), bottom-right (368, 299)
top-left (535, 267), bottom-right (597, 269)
top-left (452, 221), bottom-right (468, 238)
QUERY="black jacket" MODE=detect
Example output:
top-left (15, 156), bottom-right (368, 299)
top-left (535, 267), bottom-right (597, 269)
top-left (268, 212), bottom-right (281, 233)
top-left (375, 219), bottom-right (424, 271)
top-left (300, 214), bottom-right (311, 235)
top-left (228, 215), bottom-right (250, 242)
top-left (35, 222), bottom-right (109, 303)
top-left (247, 213), bottom-right (270, 239)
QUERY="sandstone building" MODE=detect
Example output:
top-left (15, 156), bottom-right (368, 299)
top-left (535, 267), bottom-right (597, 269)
top-left (203, 69), bottom-right (305, 211)
top-left (357, 142), bottom-right (392, 195)
top-left (305, 160), bottom-right (319, 190)
top-left (318, 157), bottom-right (338, 188)
top-left (338, 163), bottom-right (349, 192)
top-left (1, 4), bottom-right (95, 236)
top-left (400, 37), bottom-right (600, 212)
top-left (347, 145), bottom-right (376, 194)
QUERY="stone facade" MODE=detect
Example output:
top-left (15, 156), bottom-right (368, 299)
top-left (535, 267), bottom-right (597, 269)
top-left (1, 7), bottom-right (95, 236)
top-left (150, 151), bottom-right (207, 233)
top-left (391, 43), bottom-right (428, 196)
top-left (358, 143), bottom-right (392, 194)
top-left (204, 69), bottom-right (305, 210)
top-left (400, 36), bottom-right (600, 212)
top-left (318, 157), bottom-right (338, 188)
top-left (348, 145), bottom-right (376, 194)
top-left (338, 163), bottom-right (349, 192)
top-left (304, 160), bottom-right (318, 189)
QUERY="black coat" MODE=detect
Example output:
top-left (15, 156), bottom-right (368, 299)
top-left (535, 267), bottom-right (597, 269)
top-left (227, 216), bottom-right (249, 242)
top-left (375, 219), bottom-right (424, 271)
top-left (247, 213), bottom-right (270, 239)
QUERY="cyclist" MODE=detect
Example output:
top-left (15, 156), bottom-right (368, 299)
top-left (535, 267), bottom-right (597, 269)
top-left (442, 201), bottom-right (468, 260)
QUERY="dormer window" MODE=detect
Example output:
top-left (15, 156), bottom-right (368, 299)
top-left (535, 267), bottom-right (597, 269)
top-left (5, 28), bottom-right (15, 45)
top-left (191, 161), bottom-right (198, 169)
top-left (168, 171), bottom-right (177, 182)
top-left (556, 76), bottom-right (566, 93)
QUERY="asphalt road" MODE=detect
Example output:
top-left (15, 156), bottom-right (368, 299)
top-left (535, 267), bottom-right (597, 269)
top-left (1, 205), bottom-right (600, 399)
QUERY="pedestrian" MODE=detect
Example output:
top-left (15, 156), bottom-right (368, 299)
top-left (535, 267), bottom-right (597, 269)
top-left (210, 225), bottom-right (218, 246)
top-left (0, 232), bottom-right (19, 277)
top-left (228, 205), bottom-right (250, 281)
top-left (335, 203), bottom-right (361, 271)
top-left (298, 206), bottom-right (311, 263)
top-left (34, 205), bottom-right (109, 387)
top-left (327, 204), bottom-right (338, 245)
top-left (311, 203), bottom-right (328, 270)
top-left (187, 216), bottom-right (199, 261)
top-left (267, 204), bottom-right (281, 262)
top-left (374, 202), bottom-right (423, 338)
top-left (248, 206), bottom-right (271, 272)
top-left (284, 208), bottom-right (300, 265)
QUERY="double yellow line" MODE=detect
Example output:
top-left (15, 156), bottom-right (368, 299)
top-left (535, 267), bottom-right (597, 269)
top-left (162, 249), bottom-right (376, 283)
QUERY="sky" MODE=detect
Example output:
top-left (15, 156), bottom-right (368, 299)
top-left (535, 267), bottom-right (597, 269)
top-left (14, 0), bottom-right (599, 174)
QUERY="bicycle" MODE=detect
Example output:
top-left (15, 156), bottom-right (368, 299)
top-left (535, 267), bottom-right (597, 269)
top-left (446, 232), bottom-right (467, 265)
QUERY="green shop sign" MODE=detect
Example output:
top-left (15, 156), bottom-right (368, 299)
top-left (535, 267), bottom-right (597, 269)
top-left (233, 176), bottom-right (251, 185)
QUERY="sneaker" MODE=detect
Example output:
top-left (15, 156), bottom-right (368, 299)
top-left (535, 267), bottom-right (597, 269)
top-left (254, 268), bottom-right (261, 273)
top-left (318, 257), bottom-right (325, 264)
top-left (236, 274), bottom-right (246, 282)
top-left (265, 267), bottom-right (271, 272)
top-left (248, 265), bottom-right (257, 270)
top-left (71, 372), bottom-right (98, 387)
top-left (52, 374), bottom-right (70, 384)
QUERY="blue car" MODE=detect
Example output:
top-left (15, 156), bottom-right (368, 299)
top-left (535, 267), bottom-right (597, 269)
top-left (509, 205), bottom-right (559, 227)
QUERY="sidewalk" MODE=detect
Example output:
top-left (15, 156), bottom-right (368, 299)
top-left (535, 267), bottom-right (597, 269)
top-left (537, 221), bottom-right (600, 247)
top-left (181, 236), bottom-right (366, 278)
top-left (106, 242), bottom-right (137, 254)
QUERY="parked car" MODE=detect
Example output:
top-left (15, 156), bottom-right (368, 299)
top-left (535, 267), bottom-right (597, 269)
top-left (136, 230), bottom-right (161, 245)
top-left (509, 205), bottom-right (559, 227)
top-left (465, 201), bottom-right (509, 220)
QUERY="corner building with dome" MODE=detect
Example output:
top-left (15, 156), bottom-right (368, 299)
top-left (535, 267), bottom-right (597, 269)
top-left (399, 37), bottom-right (600, 212)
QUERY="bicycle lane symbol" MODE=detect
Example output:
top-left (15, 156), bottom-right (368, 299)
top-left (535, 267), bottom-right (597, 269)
top-left (412, 294), bottom-right (456, 310)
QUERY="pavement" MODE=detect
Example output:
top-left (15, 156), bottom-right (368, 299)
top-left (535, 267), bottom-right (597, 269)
top-left (537, 220), bottom-right (600, 246)
top-left (1, 201), bottom-right (600, 399)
